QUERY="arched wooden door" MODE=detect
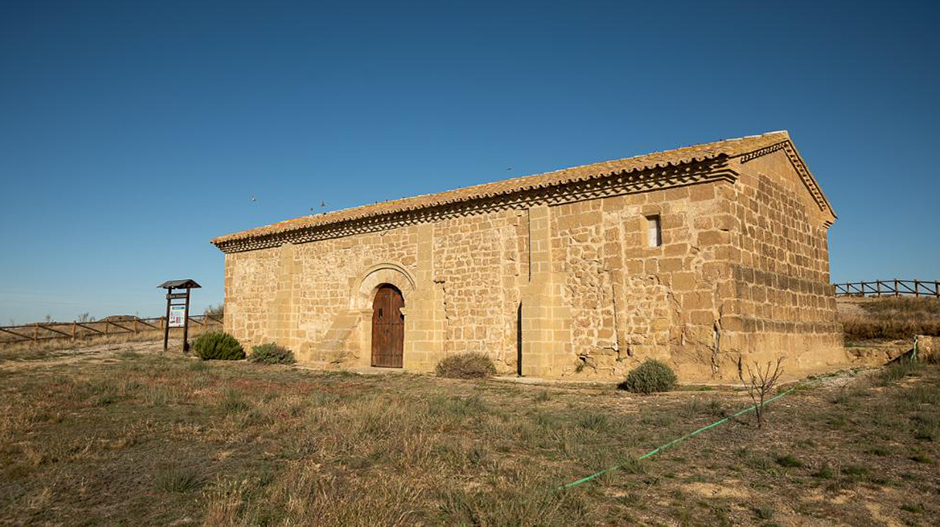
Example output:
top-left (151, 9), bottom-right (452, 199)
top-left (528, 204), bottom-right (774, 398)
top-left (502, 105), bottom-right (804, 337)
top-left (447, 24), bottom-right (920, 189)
top-left (371, 284), bottom-right (404, 368)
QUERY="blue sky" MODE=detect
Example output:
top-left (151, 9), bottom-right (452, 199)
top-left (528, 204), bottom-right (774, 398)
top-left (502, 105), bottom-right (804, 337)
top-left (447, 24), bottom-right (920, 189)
top-left (1, 0), bottom-right (938, 324)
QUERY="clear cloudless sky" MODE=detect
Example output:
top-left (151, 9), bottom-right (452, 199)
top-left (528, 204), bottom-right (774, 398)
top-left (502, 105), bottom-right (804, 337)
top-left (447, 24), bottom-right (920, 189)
top-left (1, 0), bottom-right (938, 324)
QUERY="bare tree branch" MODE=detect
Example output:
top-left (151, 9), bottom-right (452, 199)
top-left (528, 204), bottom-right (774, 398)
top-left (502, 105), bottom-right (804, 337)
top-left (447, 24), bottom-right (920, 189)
top-left (737, 357), bottom-right (784, 429)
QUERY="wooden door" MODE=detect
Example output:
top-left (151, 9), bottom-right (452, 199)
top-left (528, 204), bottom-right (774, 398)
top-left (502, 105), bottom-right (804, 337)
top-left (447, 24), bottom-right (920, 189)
top-left (371, 285), bottom-right (404, 367)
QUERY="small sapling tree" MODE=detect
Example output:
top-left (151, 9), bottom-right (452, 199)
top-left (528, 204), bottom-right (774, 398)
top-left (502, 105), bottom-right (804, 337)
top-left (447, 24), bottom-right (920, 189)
top-left (204, 304), bottom-right (224, 318)
top-left (737, 357), bottom-right (784, 429)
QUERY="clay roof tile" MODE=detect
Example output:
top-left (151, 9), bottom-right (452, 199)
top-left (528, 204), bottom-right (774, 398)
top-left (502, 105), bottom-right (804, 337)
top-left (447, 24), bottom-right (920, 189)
top-left (212, 131), bottom-right (818, 246)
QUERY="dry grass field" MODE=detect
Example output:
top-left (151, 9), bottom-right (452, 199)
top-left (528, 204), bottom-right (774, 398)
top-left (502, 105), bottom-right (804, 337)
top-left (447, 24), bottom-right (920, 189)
top-left (0, 324), bottom-right (220, 362)
top-left (1, 342), bottom-right (938, 526)
top-left (839, 297), bottom-right (940, 343)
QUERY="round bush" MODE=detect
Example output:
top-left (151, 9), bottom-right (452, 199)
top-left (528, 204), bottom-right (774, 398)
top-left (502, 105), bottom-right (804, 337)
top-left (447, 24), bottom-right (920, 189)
top-left (193, 332), bottom-right (245, 361)
top-left (435, 352), bottom-right (497, 379)
top-left (248, 343), bottom-right (295, 365)
top-left (619, 360), bottom-right (677, 394)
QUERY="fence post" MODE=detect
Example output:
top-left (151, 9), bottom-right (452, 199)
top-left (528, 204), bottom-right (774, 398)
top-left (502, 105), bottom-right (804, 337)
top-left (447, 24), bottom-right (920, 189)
top-left (72, 322), bottom-right (76, 340)
top-left (894, 278), bottom-right (899, 297)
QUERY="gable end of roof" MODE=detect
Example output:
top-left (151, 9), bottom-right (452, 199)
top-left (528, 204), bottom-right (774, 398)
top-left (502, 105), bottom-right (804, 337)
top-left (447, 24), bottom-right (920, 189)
top-left (737, 138), bottom-right (836, 219)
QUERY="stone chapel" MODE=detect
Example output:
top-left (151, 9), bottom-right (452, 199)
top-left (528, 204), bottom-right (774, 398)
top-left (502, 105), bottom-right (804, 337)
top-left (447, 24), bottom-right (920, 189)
top-left (211, 131), bottom-right (847, 380)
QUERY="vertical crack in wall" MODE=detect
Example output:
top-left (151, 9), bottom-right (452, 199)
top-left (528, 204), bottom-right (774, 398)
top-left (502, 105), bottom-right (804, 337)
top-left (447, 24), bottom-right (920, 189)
top-left (608, 273), bottom-right (623, 362)
top-left (710, 276), bottom-right (723, 375)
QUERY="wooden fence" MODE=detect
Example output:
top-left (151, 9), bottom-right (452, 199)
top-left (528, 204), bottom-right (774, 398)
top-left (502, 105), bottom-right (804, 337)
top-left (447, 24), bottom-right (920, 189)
top-left (834, 280), bottom-right (940, 298)
top-left (0, 315), bottom-right (222, 345)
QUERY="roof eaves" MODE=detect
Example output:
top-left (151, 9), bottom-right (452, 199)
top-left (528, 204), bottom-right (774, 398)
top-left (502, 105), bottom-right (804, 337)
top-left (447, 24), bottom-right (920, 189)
top-left (211, 154), bottom-right (727, 247)
top-left (211, 132), bottom-right (789, 247)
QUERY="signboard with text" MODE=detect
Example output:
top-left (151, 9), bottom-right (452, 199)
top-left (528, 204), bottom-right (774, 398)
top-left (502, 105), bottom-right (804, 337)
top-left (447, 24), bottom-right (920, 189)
top-left (169, 305), bottom-right (186, 328)
top-left (158, 279), bottom-right (200, 353)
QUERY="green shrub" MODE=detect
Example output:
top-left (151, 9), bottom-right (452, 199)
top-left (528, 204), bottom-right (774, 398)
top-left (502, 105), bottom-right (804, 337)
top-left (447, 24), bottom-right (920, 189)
top-left (220, 388), bottom-right (250, 414)
top-left (812, 463), bottom-right (835, 479)
top-left (192, 332), bottom-right (244, 361)
top-left (775, 454), bottom-right (804, 468)
top-left (155, 466), bottom-right (204, 493)
top-left (248, 343), bottom-right (296, 365)
top-left (618, 360), bottom-right (677, 394)
top-left (435, 352), bottom-right (497, 379)
top-left (842, 464), bottom-right (869, 477)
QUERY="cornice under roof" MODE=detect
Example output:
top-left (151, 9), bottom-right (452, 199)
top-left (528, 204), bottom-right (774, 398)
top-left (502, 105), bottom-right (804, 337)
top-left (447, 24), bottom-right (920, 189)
top-left (212, 131), bottom-right (835, 252)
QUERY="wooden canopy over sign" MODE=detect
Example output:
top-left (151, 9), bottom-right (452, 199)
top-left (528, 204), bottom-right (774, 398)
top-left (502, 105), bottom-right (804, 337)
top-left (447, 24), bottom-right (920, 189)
top-left (158, 279), bottom-right (202, 290)
top-left (158, 279), bottom-right (201, 352)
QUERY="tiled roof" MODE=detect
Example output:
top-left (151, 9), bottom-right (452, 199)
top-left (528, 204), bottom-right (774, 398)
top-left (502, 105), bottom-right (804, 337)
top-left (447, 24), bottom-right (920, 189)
top-left (212, 131), bottom-right (826, 246)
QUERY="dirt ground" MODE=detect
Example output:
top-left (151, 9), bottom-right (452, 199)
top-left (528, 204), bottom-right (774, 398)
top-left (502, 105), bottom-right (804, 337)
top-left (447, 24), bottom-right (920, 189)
top-left (1, 342), bottom-right (938, 526)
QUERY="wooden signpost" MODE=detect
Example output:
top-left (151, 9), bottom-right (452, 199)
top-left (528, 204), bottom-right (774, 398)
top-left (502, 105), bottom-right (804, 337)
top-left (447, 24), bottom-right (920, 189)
top-left (157, 279), bottom-right (201, 352)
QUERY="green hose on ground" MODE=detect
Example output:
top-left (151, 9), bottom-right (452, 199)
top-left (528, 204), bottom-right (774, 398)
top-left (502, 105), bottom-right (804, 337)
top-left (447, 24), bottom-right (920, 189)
top-left (559, 347), bottom-right (934, 492)
top-left (558, 385), bottom-right (799, 490)
top-left (558, 341), bottom-right (929, 492)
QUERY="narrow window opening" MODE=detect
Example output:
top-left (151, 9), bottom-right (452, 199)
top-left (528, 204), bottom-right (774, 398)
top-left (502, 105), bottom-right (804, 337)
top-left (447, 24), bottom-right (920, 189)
top-left (647, 215), bottom-right (662, 247)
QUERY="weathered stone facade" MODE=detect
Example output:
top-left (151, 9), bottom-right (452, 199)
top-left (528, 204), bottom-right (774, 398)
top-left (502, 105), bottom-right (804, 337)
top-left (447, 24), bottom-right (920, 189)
top-left (212, 131), bottom-right (848, 381)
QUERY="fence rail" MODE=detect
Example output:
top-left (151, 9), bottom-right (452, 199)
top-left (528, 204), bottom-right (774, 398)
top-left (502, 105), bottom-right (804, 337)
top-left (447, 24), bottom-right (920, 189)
top-left (834, 280), bottom-right (940, 298)
top-left (0, 315), bottom-right (222, 345)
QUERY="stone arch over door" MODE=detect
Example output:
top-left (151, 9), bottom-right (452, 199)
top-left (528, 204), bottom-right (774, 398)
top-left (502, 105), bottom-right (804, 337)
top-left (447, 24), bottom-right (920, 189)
top-left (351, 263), bottom-right (416, 310)
top-left (350, 263), bottom-right (417, 367)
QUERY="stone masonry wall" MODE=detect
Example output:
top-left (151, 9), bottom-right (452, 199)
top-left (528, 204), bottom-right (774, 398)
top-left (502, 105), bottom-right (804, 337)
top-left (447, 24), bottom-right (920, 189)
top-left (224, 247), bottom-right (279, 345)
top-left (225, 225), bottom-right (421, 365)
top-left (223, 209), bottom-right (526, 374)
top-left (717, 151), bottom-right (845, 374)
top-left (433, 210), bottom-right (523, 371)
top-left (223, 162), bottom-right (845, 381)
top-left (290, 227), bottom-right (421, 362)
top-left (549, 183), bottom-right (736, 380)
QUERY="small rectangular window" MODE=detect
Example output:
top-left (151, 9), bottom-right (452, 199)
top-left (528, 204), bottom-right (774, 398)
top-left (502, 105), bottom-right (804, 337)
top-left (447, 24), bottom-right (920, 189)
top-left (647, 215), bottom-right (662, 247)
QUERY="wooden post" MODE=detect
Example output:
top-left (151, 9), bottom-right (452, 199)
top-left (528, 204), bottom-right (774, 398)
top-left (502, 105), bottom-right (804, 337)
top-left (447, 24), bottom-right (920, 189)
top-left (182, 288), bottom-right (191, 353)
top-left (914, 279), bottom-right (920, 298)
top-left (72, 322), bottom-right (76, 340)
top-left (163, 292), bottom-right (171, 351)
top-left (894, 278), bottom-right (899, 297)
